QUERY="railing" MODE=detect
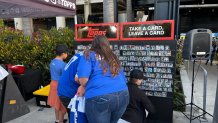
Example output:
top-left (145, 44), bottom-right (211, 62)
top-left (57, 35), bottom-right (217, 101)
top-left (195, 62), bottom-right (208, 119)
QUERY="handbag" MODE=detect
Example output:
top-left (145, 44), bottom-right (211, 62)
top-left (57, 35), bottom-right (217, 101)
top-left (68, 95), bottom-right (88, 123)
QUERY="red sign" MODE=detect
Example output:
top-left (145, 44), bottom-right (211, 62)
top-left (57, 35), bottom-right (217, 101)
top-left (120, 20), bottom-right (174, 41)
top-left (75, 20), bottom-right (175, 41)
top-left (87, 28), bottom-right (107, 38)
top-left (75, 23), bottom-right (119, 41)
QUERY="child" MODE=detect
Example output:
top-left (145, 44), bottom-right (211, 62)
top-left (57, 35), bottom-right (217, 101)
top-left (48, 44), bottom-right (68, 123)
top-left (122, 69), bottom-right (155, 123)
top-left (58, 52), bottom-right (83, 122)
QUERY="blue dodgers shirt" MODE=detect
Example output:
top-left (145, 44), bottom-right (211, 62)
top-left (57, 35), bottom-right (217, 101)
top-left (77, 51), bottom-right (128, 99)
top-left (50, 59), bottom-right (66, 81)
top-left (58, 53), bottom-right (82, 98)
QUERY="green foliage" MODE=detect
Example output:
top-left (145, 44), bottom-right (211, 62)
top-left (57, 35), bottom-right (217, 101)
top-left (176, 39), bottom-right (184, 71)
top-left (173, 39), bottom-right (185, 111)
top-left (173, 75), bottom-right (186, 111)
top-left (0, 19), bottom-right (4, 27)
top-left (0, 27), bottom-right (27, 64)
top-left (0, 27), bottom-right (74, 85)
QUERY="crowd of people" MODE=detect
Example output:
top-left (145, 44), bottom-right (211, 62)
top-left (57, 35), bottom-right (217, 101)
top-left (47, 35), bottom-right (155, 123)
top-left (48, 35), bottom-right (218, 123)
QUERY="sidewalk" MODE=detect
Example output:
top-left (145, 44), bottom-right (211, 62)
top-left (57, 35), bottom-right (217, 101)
top-left (6, 98), bottom-right (65, 123)
top-left (184, 60), bottom-right (217, 116)
top-left (6, 60), bottom-right (217, 123)
top-left (180, 60), bottom-right (218, 123)
top-left (6, 97), bottom-right (212, 123)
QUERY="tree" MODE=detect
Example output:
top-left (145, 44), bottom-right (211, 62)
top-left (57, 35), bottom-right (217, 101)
top-left (0, 19), bottom-right (4, 27)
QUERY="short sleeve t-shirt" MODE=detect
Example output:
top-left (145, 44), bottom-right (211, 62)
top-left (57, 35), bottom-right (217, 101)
top-left (58, 53), bottom-right (82, 98)
top-left (77, 51), bottom-right (127, 99)
top-left (50, 59), bottom-right (66, 81)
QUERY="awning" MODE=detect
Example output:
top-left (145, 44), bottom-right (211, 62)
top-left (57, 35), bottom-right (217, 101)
top-left (0, 0), bottom-right (76, 18)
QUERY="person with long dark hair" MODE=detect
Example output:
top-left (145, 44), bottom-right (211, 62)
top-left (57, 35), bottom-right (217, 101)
top-left (76, 35), bottom-right (129, 123)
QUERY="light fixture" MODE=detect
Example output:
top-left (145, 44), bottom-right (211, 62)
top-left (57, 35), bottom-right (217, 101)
top-left (110, 26), bottom-right (117, 32)
top-left (212, 9), bottom-right (215, 12)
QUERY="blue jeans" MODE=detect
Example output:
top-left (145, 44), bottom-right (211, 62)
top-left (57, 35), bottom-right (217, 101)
top-left (85, 90), bottom-right (129, 123)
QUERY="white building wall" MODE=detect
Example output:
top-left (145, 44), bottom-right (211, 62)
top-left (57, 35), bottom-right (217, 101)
top-left (56, 16), bottom-right (66, 29)
top-left (14, 18), bottom-right (23, 30)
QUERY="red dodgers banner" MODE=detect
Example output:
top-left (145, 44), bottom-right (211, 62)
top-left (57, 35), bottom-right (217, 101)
top-left (75, 23), bottom-right (119, 41)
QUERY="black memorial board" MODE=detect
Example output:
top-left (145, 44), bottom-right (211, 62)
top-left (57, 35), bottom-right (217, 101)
top-left (74, 21), bottom-right (176, 123)
top-left (75, 41), bottom-right (176, 98)
top-left (74, 40), bottom-right (176, 123)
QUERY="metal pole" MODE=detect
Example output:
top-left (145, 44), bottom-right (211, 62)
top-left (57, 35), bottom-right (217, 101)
top-left (74, 15), bottom-right (77, 42)
top-left (212, 68), bottom-right (218, 123)
top-left (114, 0), bottom-right (118, 22)
top-left (202, 65), bottom-right (207, 119)
top-left (196, 62), bottom-right (208, 119)
top-left (176, 0), bottom-right (180, 39)
top-left (74, 15), bottom-right (77, 25)
top-left (187, 59), bottom-right (190, 75)
top-left (190, 60), bottom-right (196, 123)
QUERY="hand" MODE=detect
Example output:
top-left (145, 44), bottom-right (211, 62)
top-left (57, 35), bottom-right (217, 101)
top-left (76, 85), bottom-right (85, 97)
top-left (75, 75), bottom-right (79, 83)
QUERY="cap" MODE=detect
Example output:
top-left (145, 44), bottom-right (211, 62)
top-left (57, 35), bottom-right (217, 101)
top-left (55, 44), bottom-right (69, 55)
top-left (130, 69), bottom-right (146, 80)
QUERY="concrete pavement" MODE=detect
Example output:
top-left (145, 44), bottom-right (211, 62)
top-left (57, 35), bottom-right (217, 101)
top-left (6, 98), bottom-right (212, 123)
top-left (6, 60), bottom-right (218, 123)
top-left (185, 60), bottom-right (217, 114)
top-left (180, 60), bottom-right (218, 123)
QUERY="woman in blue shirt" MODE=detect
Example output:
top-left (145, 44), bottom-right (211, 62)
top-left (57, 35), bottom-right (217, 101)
top-left (77, 35), bottom-right (129, 123)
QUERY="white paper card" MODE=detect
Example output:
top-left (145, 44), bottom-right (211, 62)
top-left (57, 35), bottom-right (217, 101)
top-left (0, 66), bottom-right (8, 81)
top-left (117, 119), bottom-right (130, 123)
top-left (77, 97), bottom-right (85, 113)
